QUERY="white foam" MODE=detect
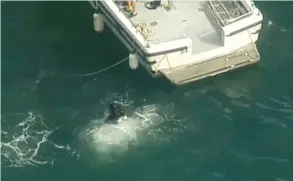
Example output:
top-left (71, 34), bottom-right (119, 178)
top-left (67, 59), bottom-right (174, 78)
top-left (268, 19), bottom-right (288, 32)
top-left (78, 104), bottom-right (164, 158)
top-left (82, 118), bottom-right (138, 154)
top-left (1, 112), bottom-right (75, 167)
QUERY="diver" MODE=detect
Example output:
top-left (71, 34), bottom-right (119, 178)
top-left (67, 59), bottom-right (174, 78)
top-left (105, 100), bottom-right (127, 124)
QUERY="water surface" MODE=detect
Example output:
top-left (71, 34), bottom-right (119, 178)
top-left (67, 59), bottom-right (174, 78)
top-left (2, 2), bottom-right (293, 181)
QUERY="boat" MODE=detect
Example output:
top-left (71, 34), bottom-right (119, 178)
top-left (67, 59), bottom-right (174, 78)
top-left (89, 0), bottom-right (263, 85)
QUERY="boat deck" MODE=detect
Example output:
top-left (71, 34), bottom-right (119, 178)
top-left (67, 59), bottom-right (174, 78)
top-left (118, 1), bottom-right (222, 54)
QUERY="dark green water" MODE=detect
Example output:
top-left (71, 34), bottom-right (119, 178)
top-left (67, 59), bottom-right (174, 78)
top-left (1, 2), bottom-right (293, 181)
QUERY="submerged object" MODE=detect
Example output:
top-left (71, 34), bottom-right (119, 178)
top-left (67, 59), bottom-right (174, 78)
top-left (105, 100), bottom-right (127, 124)
top-left (78, 102), bottom-right (137, 157)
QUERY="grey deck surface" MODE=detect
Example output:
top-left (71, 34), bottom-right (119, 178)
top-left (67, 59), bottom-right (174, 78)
top-left (120, 1), bottom-right (222, 54)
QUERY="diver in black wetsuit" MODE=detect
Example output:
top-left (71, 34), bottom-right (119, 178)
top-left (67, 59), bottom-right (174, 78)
top-left (105, 100), bottom-right (126, 124)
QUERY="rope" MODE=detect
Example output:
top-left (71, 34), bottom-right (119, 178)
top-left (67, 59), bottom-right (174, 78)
top-left (52, 3), bottom-right (145, 79)
top-left (56, 39), bottom-right (141, 78)
top-left (56, 56), bottom-right (129, 78)
top-left (135, 23), bottom-right (154, 40)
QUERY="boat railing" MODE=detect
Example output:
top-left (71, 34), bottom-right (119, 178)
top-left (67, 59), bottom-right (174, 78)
top-left (202, 2), bottom-right (223, 29)
top-left (151, 34), bottom-right (188, 44)
top-left (225, 12), bottom-right (252, 25)
top-left (146, 37), bottom-right (192, 56)
top-left (225, 0), bottom-right (254, 24)
top-left (204, 0), bottom-right (253, 27)
top-left (103, 0), bottom-right (148, 47)
top-left (202, 1), bottom-right (225, 46)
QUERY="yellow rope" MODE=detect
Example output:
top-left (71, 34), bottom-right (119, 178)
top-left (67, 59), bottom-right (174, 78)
top-left (135, 23), bottom-right (154, 40)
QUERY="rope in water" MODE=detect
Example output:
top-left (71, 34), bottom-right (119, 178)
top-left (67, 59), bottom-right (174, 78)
top-left (56, 33), bottom-right (143, 78)
top-left (57, 55), bottom-right (129, 78)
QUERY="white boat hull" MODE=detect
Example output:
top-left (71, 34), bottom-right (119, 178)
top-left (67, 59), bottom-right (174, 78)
top-left (89, 0), bottom-right (263, 85)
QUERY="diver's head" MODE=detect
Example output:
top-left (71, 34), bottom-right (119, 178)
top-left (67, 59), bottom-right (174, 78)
top-left (108, 100), bottom-right (126, 122)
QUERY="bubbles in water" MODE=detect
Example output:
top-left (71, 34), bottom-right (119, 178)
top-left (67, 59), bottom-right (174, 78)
top-left (78, 104), bottom-right (165, 160)
top-left (80, 118), bottom-right (137, 155)
top-left (74, 91), bottom-right (192, 164)
top-left (1, 112), bottom-right (66, 167)
top-left (268, 20), bottom-right (273, 27)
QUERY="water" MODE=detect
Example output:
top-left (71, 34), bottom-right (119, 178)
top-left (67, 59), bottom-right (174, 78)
top-left (1, 2), bottom-right (293, 181)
